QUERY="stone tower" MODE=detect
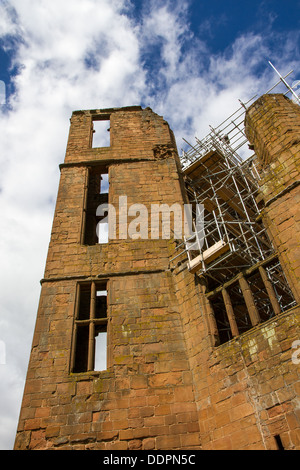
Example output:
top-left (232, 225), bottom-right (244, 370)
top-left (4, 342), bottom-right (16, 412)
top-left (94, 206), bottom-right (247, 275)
top-left (14, 97), bottom-right (300, 450)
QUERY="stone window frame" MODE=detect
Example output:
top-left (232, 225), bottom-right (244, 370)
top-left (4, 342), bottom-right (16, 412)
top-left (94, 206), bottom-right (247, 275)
top-left (206, 254), bottom-right (297, 345)
top-left (91, 113), bottom-right (111, 148)
top-left (81, 165), bottom-right (110, 246)
top-left (70, 280), bottom-right (109, 373)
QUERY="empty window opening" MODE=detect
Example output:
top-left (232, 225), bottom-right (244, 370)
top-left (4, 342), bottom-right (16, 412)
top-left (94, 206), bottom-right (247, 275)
top-left (78, 283), bottom-right (91, 320)
top-left (73, 324), bottom-right (89, 373)
top-left (208, 256), bottom-right (296, 345)
top-left (274, 435), bottom-right (285, 450)
top-left (94, 288), bottom-right (107, 371)
top-left (96, 289), bottom-right (107, 318)
top-left (92, 118), bottom-right (110, 148)
top-left (214, 284), bottom-right (253, 345)
top-left (71, 282), bottom-right (108, 373)
top-left (100, 173), bottom-right (109, 194)
top-left (265, 259), bottom-right (296, 312)
top-left (94, 329), bottom-right (107, 371)
top-left (96, 213), bottom-right (109, 244)
top-left (83, 167), bottom-right (109, 245)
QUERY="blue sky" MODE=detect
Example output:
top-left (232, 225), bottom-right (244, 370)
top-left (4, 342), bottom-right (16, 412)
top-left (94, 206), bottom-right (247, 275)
top-left (0, 0), bottom-right (299, 450)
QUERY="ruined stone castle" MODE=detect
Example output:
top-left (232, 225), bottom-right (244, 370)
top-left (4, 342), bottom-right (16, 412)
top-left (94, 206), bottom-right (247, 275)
top-left (14, 93), bottom-right (300, 450)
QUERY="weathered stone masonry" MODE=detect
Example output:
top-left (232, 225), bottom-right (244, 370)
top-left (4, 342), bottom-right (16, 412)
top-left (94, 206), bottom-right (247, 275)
top-left (14, 97), bottom-right (300, 450)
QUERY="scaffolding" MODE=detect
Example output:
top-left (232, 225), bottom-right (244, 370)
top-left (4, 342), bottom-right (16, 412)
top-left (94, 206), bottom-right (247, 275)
top-left (181, 62), bottom-right (300, 169)
top-left (182, 145), bottom-right (271, 287)
top-left (171, 62), bottom-right (298, 339)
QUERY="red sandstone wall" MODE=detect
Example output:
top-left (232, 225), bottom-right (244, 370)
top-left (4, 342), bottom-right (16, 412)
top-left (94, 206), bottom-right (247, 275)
top-left (245, 94), bottom-right (300, 303)
top-left (15, 99), bottom-right (300, 450)
top-left (14, 107), bottom-right (201, 450)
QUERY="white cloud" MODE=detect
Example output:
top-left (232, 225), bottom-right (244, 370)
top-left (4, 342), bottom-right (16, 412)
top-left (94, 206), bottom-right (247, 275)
top-left (0, 2), bottom-right (19, 37)
top-left (142, 11), bottom-right (300, 147)
top-left (0, 0), bottom-right (146, 450)
top-left (0, 0), bottom-right (299, 450)
top-left (140, 0), bottom-right (191, 80)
